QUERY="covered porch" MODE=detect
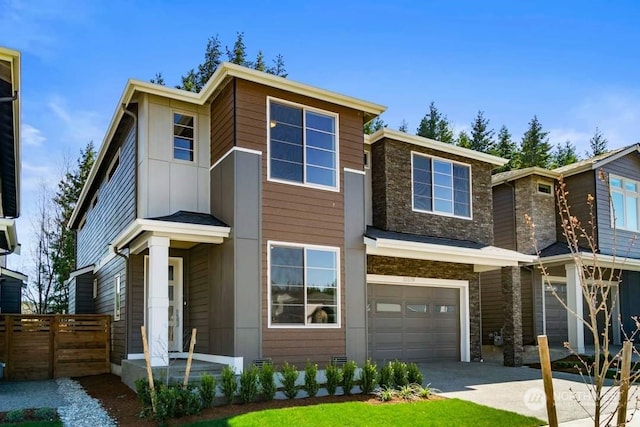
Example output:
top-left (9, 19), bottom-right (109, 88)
top-left (112, 211), bottom-right (241, 378)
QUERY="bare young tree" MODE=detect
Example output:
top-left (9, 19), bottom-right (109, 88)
top-left (23, 183), bottom-right (57, 314)
top-left (527, 171), bottom-right (640, 426)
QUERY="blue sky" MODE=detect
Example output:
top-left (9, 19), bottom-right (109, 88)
top-left (3, 0), bottom-right (640, 271)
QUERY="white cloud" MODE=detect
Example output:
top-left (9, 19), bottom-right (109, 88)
top-left (21, 161), bottom-right (59, 193)
top-left (22, 123), bottom-right (46, 147)
top-left (48, 96), bottom-right (105, 145)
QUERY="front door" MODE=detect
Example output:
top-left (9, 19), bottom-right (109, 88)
top-left (168, 258), bottom-right (183, 352)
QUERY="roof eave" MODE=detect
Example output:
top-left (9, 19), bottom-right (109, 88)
top-left (0, 47), bottom-right (21, 217)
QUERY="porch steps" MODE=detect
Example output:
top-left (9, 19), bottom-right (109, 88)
top-left (121, 359), bottom-right (226, 390)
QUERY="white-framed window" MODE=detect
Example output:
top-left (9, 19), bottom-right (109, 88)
top-left (267, 97), bottom-right (339, 191)
top-left (173, 112), bottom-right (195, 162)
top-left (93, 278), bottom-right (98, 299)
top-left (537, 182), bottom-right (553, 195)
top-left (268, 241), bottom-right (340, 328)
top-left (114, 274), bottom-right (121, 321)
top-left (364, 151), bottom-right (371, 169)
top-left (411, 152), bottom-right (472, 219)
top-left (610, 175), bottom-right (640, 231)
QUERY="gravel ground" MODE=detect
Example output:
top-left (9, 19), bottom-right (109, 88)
top-left (0, 378), bottom-right (116, 427)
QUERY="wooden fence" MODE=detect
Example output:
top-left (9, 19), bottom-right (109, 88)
top-left (0, 314), bottom-right (110, 380)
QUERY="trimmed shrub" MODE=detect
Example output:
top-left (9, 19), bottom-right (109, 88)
top-left (280, 362), bottom-right (299, 399)
top-left (325, 362), bottom-right (342, 396)
top-left (134, 377), bottom-right (162, 414)
top-left (34, 407), bottom-right (58, 421)
top-left (303, 361), bottom-right (319, 398)
top-left (259, 363), bottom-right (277, 401)
top-left (5, 409), bottom-right (24, 423)
top-left (199, 373), bottom-right (217, 408)
top-left (341, 360), bottom-right (357, 395)
top-left (407, 362), bottom-right (423, 385)
top-left (219, 365), bottom-right (237, 405)
top-left (392, 359), bottom-right (409, 388)
top-left (378, 361), bottom-right (394, 389)
top-left (359, 359), bottom-right (378, 394)
top-left (152, 384), bottom-right (202, 421)
top-left (239, 365), bottom-right (259, 404)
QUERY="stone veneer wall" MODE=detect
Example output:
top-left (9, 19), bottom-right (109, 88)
top-left (371, 138), bottom-right (494, 245)
top-left (515, 175), bottom-right (557, 254)
top-left (367, 255), bottom-right (482, 361)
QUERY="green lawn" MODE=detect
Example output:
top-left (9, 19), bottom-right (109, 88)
top-left (181, 398), bottom-right (545, 427)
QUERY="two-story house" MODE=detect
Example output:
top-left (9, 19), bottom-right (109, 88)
top-left (68, 63), bottom-right (535, 381)
top-left (0, 46), bottom-right (26, 314)
top-left (487, 147), bottom-right (640, 354)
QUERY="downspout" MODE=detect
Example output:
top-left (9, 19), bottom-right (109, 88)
top-left (0, 91), bottom-right (18, 103)
top-left (119, 104), bottom-right (137, 363)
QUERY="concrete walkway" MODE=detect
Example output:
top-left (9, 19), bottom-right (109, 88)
top-left (0, 379), bottom-right (66, 411)
top-left (421, 361), bottom-right (639, 426)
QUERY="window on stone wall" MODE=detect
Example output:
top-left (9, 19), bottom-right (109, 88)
top-left (610, 175), bottom-right (640, 231)
top-left (412, 152), bottom-right (471, 219)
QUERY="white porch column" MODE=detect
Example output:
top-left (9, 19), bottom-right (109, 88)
top-left (147, 235), bottom-right (170, 366)
top-left (565, 263), bottom-right (585, 354)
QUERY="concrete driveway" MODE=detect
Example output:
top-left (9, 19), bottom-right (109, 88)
top-left (420, 361), bottom-right (640, 425)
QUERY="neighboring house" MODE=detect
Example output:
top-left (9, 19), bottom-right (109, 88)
top-left (68, 62), bottom-right (534, 377)
top-left (0, 46), bottom-right (25, 314)
top-left (487, 147), bottom-right (640, 353)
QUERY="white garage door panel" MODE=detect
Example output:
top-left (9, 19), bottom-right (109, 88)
top-left (368, 284), bottom-right (460, 362)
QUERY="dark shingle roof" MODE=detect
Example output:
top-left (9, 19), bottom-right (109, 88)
top-left (365, 226), bottom-right (485, 249)
top-left (148, 211), bottom-right (228, 227)
top-left (538, 241), bottom-right (591, 257)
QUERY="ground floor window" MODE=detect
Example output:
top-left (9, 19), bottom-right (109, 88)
top-left (268, 241), bottom-right (339, 327)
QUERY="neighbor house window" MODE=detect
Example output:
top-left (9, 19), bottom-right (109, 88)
top-left (412, 152), bottom-right (471, 218)
top-left (173, 113), bottom-right (195, 161)
top-left (537, 182), bottom-right (552, 195)
top-left (610, 175), bottom-right (640, 231)
top-left (114, 275), bottom-right (121, 321)
top-left (269, 242), bottom-right (339, 327)
top-left (268, 99), bottom-right (338, 189)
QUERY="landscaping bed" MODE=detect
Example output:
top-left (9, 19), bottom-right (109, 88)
top-left (527, 354), bottom-right (639, 380)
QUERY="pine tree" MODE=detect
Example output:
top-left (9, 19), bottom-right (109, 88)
top-left (226, 32), bottom-right (250, 66)
top-left (456, 130), bottom-right (472, 149)
top-left (519, 115), bottom-right (551, 168)
top-left (254, 50), bottom-right (266, 72)
top-left (588, 127), bottom-right (608, 157)
top-left (269, 54), bottom-right (287, 77)
top-left (551, 140), bottom-right (579, 168)
top-left (417, 102), bottom-right (454, 143)
top-left (364, 117), bottom-right (386, 135)
top-left (150, 72), bottom-right (165, 85)
top-left (196, 35), bottom-right (223, 89)
top-left (469, 110), bottom-right (494, 153)
top-left (398, 119), bottom-right (408, 133)
top-left (49, 143), bottom-right (96, 313)
top-left (491, 126), bottom-right (519, 172)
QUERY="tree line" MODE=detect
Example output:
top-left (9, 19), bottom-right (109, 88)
top-left (366, 102), bottom-right (609, 173)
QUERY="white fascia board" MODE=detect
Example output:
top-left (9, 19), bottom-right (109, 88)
top-left (0, 218), bottom-right (18, 251)
top-left (68, 264), bottom-right (95, 280)
top-left (0, 48), bottom-right (21, 216)
top-left (113, 218), bottom-right (231, 252)
top-left (0, 267), bottom-right (27, 282)
top-left (539, 251), bottom-right (640, 271)
top-left (491, 167), bottom-right (560, 186)
top-left (366, 128), bottom-right (508, 166)
top-left (365, 236), bottom-right (536, 267)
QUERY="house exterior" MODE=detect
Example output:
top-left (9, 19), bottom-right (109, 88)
top-left (0, 46), bottom-right (25, 314)
top-left (69, 63), bottom-right (534, 376)
top-left (486, 147), bottom-right (640, 353)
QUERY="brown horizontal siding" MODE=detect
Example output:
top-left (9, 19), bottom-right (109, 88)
top-left (480, 270), bottom-right (503, 343)
top-left (210, 81), bottom-right (235, 166)
top-left (188, 244), bottom-right (211, 353)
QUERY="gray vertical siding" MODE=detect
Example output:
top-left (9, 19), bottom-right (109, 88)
top-left (558, 171), bottom-right (596, 250)
top-left (344, 170), bottom-right (367, 364)
top-left (598, 154), bottom-right (640, 258)
top-left (94, 256), bottom-right (126, 364)
top-left (620, 271), bottom-right (640, 339)
top-left (493, 184), bottom-right (516, 250)
top-left (0, 277), bottom-right (22, 313)
top-left (77, 117), bottom-right (137, 267)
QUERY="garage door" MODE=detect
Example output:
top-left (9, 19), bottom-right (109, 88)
top-left (544, 284), bottom-right (568, 345)
top-left (368, 284), bottom-right (460, 362)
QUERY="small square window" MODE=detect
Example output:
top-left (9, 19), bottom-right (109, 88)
top-left (173, 113), bottom-right (195, 161)
top-left (537, 182), bottom-right (552, 195)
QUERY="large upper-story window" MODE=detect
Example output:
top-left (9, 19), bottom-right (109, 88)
top-left (412, 152), bottom-right (472, 219)
top-left (173, 113), bottom-right (195, 161)
top-left (268, 98), bottom-right (338, 190)
top-left (610, 175), bottom-right (640, 231)
top-left (269, 242), bottom-right (339, 327)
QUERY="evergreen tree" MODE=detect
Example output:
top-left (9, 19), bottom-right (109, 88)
top-left (150, 72), bottom-right (165, 85)
top-left (49, 143), bottom-right (96, 313)
top-left (416, 102), bottom-right (454, 143)
top-left (254, 50), bottom-right (266, 72)
top-left (364, 117), bottom-right (386, 135)
top-left (398, 119), bottom-right (408, 133)
top-left (491, 125), bottom-right (519, 172)
top-left (268, 54), bottom-right (287, 78)
top-left (197, 35), bottom-right (223, 89)
top-left (551, 140), bottom-right (579, 168)
top-left (519, 115), bottom-right (551, 168)
top-left (456, 130), bottom-right (472, 149)
top-left (588, 127), bottom-right (608, 157)
top-left (469, 110), bottom-right (494, 153)
top-left (226, 31), bottom-right (250, 66)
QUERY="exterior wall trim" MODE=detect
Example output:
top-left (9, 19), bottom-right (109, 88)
top-left (0, 267), bottom-right (27, 282)
top-left (209, 146), bottom-right (263, 171)
top-left (343, 167), bottom-right (365, 176)
top-left (366, 273), bottom-right (471, 362)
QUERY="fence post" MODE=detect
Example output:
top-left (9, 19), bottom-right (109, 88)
top-left (105, 315), bottom-right (111, 373)
top-left (617, 340), bottom-right (633, 426)
top-left (50, 315), bottom-right (58, 378)
top-left (537, 335), bottom-right (558, 427)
